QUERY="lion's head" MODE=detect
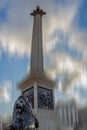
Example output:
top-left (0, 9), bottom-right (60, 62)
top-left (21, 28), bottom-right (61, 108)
top-left (5, 95), bottom-right (39, 130)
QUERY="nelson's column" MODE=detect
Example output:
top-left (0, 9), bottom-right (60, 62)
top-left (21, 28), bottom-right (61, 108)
top-left (18, 5), bottom-right (58, 130)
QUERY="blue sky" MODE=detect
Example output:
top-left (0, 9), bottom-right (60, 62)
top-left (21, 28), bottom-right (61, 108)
top-left (0, 0), bottom-right (87, 117)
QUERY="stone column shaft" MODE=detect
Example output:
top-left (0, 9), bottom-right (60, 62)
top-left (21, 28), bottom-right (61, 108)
top-left (30, 6), bottom-right (46, 74)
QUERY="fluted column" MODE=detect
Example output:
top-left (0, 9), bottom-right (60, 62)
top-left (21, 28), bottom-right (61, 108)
top-left (30, 5), bottom-right (46, 74)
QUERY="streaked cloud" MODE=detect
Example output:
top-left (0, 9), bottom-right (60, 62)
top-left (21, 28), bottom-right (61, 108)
top-left (0, 0), bottom-right (80, 56)
top-left (0, 81), bottom-right (12, 103)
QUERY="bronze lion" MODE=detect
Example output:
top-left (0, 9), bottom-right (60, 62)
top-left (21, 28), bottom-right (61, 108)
top-left (5, 95), bottom-right (39, 130)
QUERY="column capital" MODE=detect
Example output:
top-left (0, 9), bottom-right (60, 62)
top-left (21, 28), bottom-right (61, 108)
top-left (30, 5), bottom-right (46, 16)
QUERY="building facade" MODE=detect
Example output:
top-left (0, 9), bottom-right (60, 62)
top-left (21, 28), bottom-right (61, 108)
top-left (74, 106), bottom-right (87, 130)
top-left (56, 100), bottom-right (78, 129)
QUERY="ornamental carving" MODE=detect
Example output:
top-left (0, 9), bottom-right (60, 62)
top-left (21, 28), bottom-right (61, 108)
top-left (38, 86), bottom-right (54, 110)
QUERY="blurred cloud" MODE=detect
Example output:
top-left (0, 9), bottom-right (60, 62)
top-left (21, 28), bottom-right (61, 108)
top-left (45, 50), bottom-right (87, 105)
top-left (0, 81), bottom-right (12, 103)
top-left (0, 0), bottom-right (81, 56)
top-left (67, 85), bottom-right (87, 105)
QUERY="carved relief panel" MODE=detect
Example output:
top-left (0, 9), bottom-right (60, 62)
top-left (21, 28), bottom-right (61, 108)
top-left (23, 87), bottom-right (34, 108)
top-left (38, 86), bottom-right (54, 110)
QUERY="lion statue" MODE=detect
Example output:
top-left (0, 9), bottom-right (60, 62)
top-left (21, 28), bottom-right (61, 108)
top-left (5, 95), bottom-right (39, 130)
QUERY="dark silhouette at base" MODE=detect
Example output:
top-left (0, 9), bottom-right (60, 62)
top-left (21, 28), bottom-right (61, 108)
top-left (5, 95), bottom-right (39, 130)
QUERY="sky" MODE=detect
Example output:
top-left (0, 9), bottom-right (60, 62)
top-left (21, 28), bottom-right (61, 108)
top-left (0, 0), bottom-right (87, 117)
